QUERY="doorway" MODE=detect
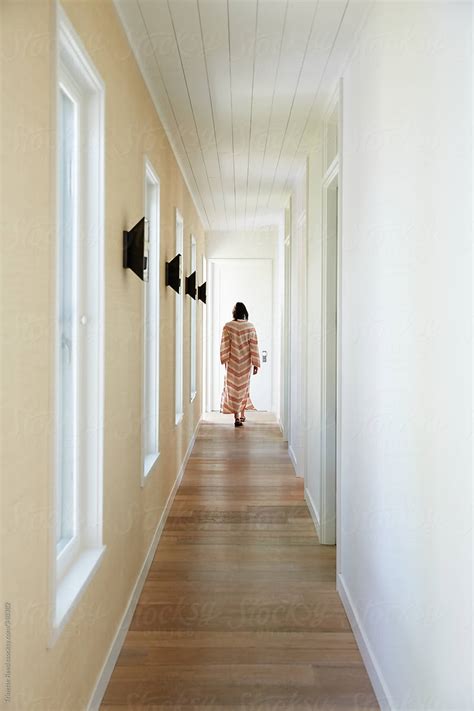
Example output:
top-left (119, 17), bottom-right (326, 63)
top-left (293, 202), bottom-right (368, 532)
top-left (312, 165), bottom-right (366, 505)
top-left (208, 258), bottom-right (273, 413)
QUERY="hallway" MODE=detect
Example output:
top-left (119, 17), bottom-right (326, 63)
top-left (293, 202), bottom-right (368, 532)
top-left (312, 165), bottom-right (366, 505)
top-left (100, 418), bottom-right (379, 710)
top-left (3, 1), bottom-right (472, 708)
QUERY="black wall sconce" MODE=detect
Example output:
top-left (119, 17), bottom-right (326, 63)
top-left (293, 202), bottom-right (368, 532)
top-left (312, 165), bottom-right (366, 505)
top-left (165, 254), bottom-right (181, 293)
top-left (123, 217), bottom-right (149, 281)
top-left (185, 271), bottom-right (196, 299)
top-left (198, 282), bottom-right (206, 304)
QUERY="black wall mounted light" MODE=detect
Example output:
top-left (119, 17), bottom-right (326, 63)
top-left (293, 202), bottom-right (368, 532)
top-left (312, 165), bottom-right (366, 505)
top-left (198, 282), bottom-right (206, 304)
top-left (165, 254), bottom-right (181, 293)
top-left (185, 271), bottom-right (197, 299)
top-left (123, 217), bottom-right (149, 281)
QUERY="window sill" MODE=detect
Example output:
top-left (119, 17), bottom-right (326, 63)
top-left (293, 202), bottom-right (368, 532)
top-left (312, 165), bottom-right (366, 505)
top-left (49, 544), bottom-right (106, 647)
top-left (143, 452), bottom-right (160, 480)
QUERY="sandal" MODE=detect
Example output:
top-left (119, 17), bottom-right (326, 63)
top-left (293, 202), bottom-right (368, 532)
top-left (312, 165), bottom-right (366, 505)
top-left (240, 416), bottom-right (246, 422)
top-left (234, 419), bottom-right (243, 427)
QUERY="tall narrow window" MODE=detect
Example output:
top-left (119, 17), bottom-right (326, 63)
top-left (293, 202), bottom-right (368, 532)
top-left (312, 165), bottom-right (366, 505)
top-left (190, 236), bottom-right (197, 401)
top-left (56, 85), bottom-right (78, 557)
top-left (201, 255), bottom-right (207, 414)
top-left (143, 160), bottom-right (160, 478)
top-left (52, 8), bottom-right (105, 643)
top-left (175, 210), bottom-right (184, 424)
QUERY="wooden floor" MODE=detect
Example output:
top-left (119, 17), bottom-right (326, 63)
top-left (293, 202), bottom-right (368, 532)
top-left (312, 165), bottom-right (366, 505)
top-left (100, 418), bottom-right (379, 710)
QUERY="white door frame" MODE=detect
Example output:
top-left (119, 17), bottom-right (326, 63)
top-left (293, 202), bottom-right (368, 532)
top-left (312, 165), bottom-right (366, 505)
top-left (320, 82), bottom-right (343, 547)
top-left (281, 203), bottom-right (292, 440)
top-left (206, 257), bottom-right (275, 413)
top-left (336, 79), bottom-right (343, 569)
top-left (320, 162), bottom-right (339, 545)
top-left (205, 259), bottom-right (214, 413)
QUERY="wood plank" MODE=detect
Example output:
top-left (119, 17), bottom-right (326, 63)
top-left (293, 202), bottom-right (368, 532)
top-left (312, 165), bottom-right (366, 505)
top-left (99, 421), bottom-right (378, 710)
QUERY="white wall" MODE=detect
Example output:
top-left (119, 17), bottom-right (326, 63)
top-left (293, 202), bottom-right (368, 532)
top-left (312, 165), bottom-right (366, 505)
top-left (289, 167), bottom-right (308, 477)
top-left (338, 3), bottom-right (472, 709)
top-left (205, 228), bottom-right (283, 417)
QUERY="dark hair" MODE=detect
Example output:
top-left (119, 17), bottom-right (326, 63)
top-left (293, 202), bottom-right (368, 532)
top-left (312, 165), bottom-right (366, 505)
top-left (232, 302), bottom-right (248, 320)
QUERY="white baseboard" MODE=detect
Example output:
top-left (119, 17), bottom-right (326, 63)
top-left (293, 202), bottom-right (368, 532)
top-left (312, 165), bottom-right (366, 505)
top-left (277, 420), bottom-right (288, 442)
top-left (87, 419), bottom-right (201, 711)
top-left (304, 486), bottom-right (320, 539)
top-left (288, 444), bottom-right (298, 475)
top-left (337, 573), bottom-right (393, 711)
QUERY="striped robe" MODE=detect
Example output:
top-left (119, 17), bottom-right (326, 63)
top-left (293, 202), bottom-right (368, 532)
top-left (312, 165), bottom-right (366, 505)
top-left (220, 319), bottom-right (261, 414)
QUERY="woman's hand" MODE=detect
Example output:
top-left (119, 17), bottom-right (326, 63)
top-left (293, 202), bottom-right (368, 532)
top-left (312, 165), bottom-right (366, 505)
top-left (253, 365), bottom-right (259, 375)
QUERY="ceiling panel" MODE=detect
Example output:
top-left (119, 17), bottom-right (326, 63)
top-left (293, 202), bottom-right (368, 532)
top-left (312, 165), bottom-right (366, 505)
top-left (114, 0), bottom-right (373, 232)
top-left (228, 0), bottom-right (258, 229)
top-left (245, 0), bottom-right (288, 228)
top-left (198, 0), bottom-right (234, 228)
top-left (268, 0), bottom-right (348, 209)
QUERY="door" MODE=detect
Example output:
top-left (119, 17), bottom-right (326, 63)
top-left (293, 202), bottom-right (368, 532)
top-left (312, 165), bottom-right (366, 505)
top-left (210, 258), bottom-right (273, 412)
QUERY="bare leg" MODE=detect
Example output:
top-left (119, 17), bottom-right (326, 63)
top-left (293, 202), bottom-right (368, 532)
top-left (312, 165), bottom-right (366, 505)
top-left (241, 393), bottom-right (249, 421)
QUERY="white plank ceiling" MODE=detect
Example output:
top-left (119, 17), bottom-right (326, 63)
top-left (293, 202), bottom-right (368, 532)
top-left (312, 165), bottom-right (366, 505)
top-left (114, 0), bottom-right (371, 231)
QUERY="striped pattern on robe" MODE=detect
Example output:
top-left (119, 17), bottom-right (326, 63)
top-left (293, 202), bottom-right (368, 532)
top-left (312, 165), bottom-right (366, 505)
top-left (219, 319), bottom-right (261, 415)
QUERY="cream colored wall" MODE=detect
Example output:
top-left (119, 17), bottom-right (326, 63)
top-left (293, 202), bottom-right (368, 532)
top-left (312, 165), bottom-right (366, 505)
top-left (1, 1), bottom-right (204, 709)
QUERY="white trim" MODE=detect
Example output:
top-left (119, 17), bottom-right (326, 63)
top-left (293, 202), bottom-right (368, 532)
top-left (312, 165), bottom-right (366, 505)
top-left (189, 234), bottom-right (197, 402)
top-left (323, 96), bottom-right (338, 173)
top-left (322, 159), bottom-right (339, 191)
top-left (143, 452), bottom-right (159, 479)
top-left (336, 77), bottom-right (344, 575)
top-left (58, 6), bottom-right (105, 94)
top-left (55, 76), bottom-right (80, 582)
top-left (201, 255), bottom-right (208, 415)
top-left (304, 487), bottom-right (321, 541)
top-left (175, 209), bottom-right (184, 425)
top-left (300, 162), bottom-right (309, 485)
top-left (337, 574), bottom-right (393, 711)
top-left (87, 419), bottom-right (201, 711)
top-left (50, 2), bottom-right (105, 646)
top-left (49, 546), bottom-right (106, 647)
top-left (288, 444), bottom-right (300, 477)
top-left (471, 4), bottom-right (474, 695)
top-left (318, 82), bottom-right (342, 547)
top-left (281, 203), bottom-right (291, 442)
top-left (319, 163), bottom-right (338, 546)
top-left (141, 156), bottom-right (161, 485)
top-left (206, 260), bottom-right (217, 414)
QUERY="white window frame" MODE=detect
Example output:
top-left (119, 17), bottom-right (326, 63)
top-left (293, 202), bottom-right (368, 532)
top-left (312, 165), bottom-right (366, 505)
top-left (50, 4), bottom-right (105, 647)
top-left (55, 75), bottom-right (80, 572)
top-left (190, 235), bottom-right (197, 402)
top-left (175, 209), bottom-right (184, 425)
top-left (142, 159), bottom-right (160, 480)
top-left (202, 255), bottom-right (208, 414)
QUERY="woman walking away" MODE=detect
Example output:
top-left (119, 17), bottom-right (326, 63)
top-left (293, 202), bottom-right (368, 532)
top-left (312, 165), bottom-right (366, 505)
top-left (220, 302), bottom-right (260, 426)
